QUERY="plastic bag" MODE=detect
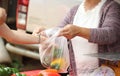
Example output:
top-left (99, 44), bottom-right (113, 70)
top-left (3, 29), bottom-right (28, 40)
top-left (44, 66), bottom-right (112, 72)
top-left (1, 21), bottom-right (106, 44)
top-left (39, 32), bottom-right (70, 73)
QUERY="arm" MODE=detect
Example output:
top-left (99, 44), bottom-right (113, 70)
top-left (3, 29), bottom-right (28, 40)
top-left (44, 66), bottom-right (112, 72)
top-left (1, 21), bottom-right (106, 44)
top-left (58, 5), bottom-right (90, 39)
top-left (0, 23), bottom-right (46, 44)
top-left (89, 2), bottom-right (120, 44)
top-left (59, 2), bottom-right (120, 45)
top-left (0, 7), bottom-right (46, 44)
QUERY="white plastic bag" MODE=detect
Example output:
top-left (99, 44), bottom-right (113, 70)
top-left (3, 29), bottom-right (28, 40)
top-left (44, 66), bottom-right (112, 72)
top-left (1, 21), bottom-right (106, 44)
top-left (39, 33), bottom-right (70, 73)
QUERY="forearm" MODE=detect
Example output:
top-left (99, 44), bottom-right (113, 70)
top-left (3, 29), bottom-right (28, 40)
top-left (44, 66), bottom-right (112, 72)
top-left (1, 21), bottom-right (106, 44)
top-left (0, 23), bottom-right (43, 44)
top-left (9, 30), bottom-right (40, 44)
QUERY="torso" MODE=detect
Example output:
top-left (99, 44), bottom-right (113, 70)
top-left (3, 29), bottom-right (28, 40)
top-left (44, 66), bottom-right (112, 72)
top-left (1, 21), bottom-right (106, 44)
top-left (72, 0), bottom-right (106, 75)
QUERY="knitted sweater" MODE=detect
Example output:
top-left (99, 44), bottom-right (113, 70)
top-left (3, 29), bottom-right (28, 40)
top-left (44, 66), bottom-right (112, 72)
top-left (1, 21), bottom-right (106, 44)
top-left (57, 0), bottom-right (120, 75)
top-left (58, 0), bottom-right (120, 53)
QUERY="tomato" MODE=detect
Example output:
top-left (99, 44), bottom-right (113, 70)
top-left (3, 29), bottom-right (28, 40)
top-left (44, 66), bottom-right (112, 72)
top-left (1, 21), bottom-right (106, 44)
top-left (39, 72), bottom-right (60, 76)
top-left (41, 69), bottom-right (58, 73)
top-left (39, 69), bottom-right (61, 76)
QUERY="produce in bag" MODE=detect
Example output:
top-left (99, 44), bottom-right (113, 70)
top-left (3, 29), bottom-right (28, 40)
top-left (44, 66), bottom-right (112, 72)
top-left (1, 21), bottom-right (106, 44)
top-left (39, 33), bottom-right (70, 73)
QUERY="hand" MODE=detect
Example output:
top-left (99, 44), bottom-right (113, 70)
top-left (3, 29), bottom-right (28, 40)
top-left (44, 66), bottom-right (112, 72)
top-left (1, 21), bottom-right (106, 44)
top-left (58, 24), bottom-right (81, 39)
top-left (32, 26), bottom-right (46, 36)
top-left (0, 8), bottom-right (7, 25)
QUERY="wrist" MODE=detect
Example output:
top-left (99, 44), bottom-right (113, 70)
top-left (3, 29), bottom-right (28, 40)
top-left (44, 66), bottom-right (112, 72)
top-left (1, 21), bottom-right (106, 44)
top-left (77, 27), bottom-right (90, 39)
top-left (76, 27), bottom-right (82, 36)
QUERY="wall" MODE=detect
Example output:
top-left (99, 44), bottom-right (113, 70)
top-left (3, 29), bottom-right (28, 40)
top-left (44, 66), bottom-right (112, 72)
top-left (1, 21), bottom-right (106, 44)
top-left (26, 0), bottom-right (82, 32)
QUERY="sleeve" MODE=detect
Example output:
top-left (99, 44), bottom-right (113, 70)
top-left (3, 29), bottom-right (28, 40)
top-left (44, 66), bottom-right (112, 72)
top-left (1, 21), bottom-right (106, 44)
top-left (89, 2), bottom-right (120, 45)
top-left (57, 5), bottom-right (79, 28)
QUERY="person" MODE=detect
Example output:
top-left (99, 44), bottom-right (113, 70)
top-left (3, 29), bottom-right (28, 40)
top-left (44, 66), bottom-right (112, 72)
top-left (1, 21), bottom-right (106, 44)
top-left (0, 7), bottom-right (46, 44)
top-left (33, 0), bottom-right (120, 76)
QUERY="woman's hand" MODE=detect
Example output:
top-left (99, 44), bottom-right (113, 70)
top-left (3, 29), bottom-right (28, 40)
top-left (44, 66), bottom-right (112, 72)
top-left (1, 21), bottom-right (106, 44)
top-left (59, 24), bottom-right (90, 39)
top-left (58, 24), bottom-right (81, 39)
top-left (0, 8), bottom-right (7, 25)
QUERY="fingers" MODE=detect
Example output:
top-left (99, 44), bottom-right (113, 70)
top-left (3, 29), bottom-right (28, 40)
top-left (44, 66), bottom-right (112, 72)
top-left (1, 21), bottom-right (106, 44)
top-left (59, 30), bottom-right (73, 39)
top-left (59, 31), bottom-right (69, 37)
top-left (58, 26), bottom-right (69, 35)
top-left (58, 24), bottom-right (81, 39)
top-left (58, 24), bottom-right (72, 38)
top-left (32, 26), bottom-right (46, 36)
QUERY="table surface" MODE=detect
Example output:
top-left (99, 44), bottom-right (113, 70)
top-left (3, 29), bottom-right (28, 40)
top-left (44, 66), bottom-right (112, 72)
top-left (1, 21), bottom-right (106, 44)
top-left (85, 52), bottom-right (120, 61)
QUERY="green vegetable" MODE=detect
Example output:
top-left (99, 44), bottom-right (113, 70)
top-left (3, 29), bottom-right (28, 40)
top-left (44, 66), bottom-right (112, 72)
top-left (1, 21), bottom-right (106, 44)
top-left (21, 74), bottom-right (26, 76)
top-left (11, 68), bottom-right (19, 73)
top-left (15, 73), bottom-right (22, 76)
top-left (0, 67), bottom-right (9, 76)
top-left (15, 73), bottom-right (26, 76)
top-left (53, 48), bottom-right (62, 58)
top-left (50, 63), bottom-right (60, 70)
top-left (0, 65), bottom-right (26, 76)
top-left (4, 67), bottom-right (13, 76)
